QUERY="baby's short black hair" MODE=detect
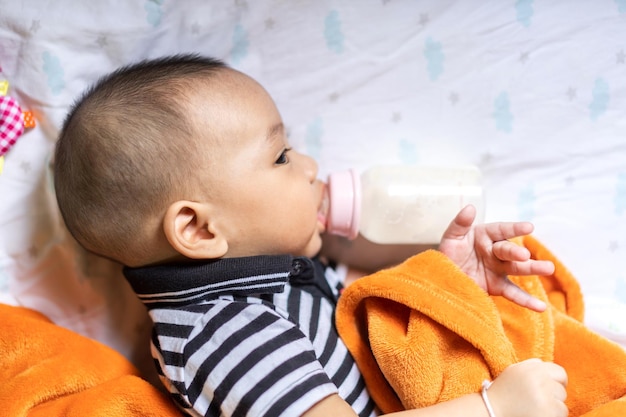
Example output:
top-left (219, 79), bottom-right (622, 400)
top-left (54, 54), bottom-right (227, 265)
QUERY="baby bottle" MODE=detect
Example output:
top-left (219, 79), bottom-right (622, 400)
top-left (324, 165), bottom-right (485, 244)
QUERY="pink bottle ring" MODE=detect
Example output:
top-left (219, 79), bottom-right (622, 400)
top-left (326, 169), bottom-right (361, 240)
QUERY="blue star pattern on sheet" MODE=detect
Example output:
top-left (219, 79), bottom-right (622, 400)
top-left (231, 23), bottom-right (250, 65)
top-left (424, 37), bottom-right (444, 81)
top-left (617, 277), bottom-right (626, 304)
top-left (398, 139), bottom-right (418, 165)
top-left (325, 10), bottom-right (344, 54)
top-left (145, 0), bottom-right (163, 27)
top-left (516, 0), bottom-right (534, 27)
top-left (42, 51), bottom-right (65, 96)
top-left (518, 183), bottom-right (536, 221)
top-left (590, 78), bottom-right (610, 121)
top-left (493, 92), bottom-right (513, 133)
top-left (305, 117), bottom-right (323, 161)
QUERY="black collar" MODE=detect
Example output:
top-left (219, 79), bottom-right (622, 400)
top-left (123, 255), bottom-right (326, 309)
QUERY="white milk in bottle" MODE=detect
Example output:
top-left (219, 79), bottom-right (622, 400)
top-left (324, 165), bottom-right (484, 244)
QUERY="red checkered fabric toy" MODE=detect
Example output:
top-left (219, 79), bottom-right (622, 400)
top-left (0, 78), bottom-right (35, 173)
top-left (0, 95), bottom-right (25, 157)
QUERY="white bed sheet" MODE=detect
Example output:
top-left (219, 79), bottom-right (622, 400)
top-left (1, 0), bottom-right (625, 369)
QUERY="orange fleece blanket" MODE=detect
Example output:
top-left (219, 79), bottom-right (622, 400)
top-left (336, 235), bottom-right (626, 416)
top-left (0, 304), bottom-right (181, 417)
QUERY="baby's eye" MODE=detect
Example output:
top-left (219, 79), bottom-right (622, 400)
top-left (275, 148), bottom-right (292, 165)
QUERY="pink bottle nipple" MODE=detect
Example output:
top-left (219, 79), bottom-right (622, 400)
top-left (325, 169), bottom-right (361, 240)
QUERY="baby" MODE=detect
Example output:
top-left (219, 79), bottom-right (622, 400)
top-left (53, 54), bottom-right (567, 417)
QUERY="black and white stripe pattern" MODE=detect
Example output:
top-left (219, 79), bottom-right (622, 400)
top-left (124, 255), bottom-right (377, 417)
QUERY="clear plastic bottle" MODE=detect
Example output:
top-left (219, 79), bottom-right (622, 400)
top-left (324, 165), bottom-right (485, 244)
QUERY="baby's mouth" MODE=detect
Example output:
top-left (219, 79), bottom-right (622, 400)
top-left (317, 183), bottom-right (329, 230)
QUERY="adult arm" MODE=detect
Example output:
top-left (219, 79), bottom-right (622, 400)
top-left (303, 359), bottom-right (568, 417)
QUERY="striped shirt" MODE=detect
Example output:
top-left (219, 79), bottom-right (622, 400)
top-left (124, 255), bottom-right (378, 417)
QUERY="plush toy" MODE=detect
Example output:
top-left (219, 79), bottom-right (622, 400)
top-left (0, 79), bottom-right (35, 174)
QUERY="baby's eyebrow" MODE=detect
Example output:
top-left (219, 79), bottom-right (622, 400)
top-left (266, 123), bottom-right (284, 142)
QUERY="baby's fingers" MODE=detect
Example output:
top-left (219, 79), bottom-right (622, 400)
top-left (492, 240), bottom-right (531, 262)
top-left (483, 221), bottom-right (535, 242)
top-left (493, 241), bottom-right (555, 276)
top-left (441, 204), bottom-right (476, 240)
top-left (500, 281), bottom-right (547, 312)
top-left (501, 258), bottom-right (556, 277)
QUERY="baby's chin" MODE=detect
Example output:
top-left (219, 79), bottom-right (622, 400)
top-left (299, 233), bottom-right (324, 258)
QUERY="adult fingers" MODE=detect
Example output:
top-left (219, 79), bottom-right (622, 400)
top-left (546, 362), bottom-right (569, 387)
top-left (553, 382), bottom-right (568, 402)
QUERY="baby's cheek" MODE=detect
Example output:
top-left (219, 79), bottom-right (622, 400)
top-left (306, 232), bottom-right (324, 258)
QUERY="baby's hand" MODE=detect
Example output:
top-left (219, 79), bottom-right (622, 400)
top-left (487, 359), bottom-right (568, 417)
top-left (438, 205), bottom-right (554, 312)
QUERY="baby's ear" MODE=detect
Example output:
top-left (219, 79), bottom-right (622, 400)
top-left (163, 200), bottom-right (228, 260)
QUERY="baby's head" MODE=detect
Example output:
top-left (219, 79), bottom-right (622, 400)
top-left (54, 54), bottom-right (327, 267)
